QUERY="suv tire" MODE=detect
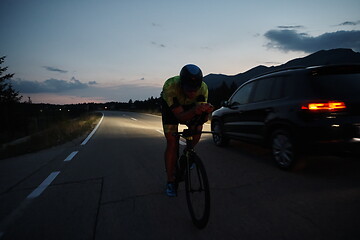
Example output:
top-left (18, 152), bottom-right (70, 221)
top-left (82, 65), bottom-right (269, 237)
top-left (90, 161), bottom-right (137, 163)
top-left (271, 129), bottom-right (297, 170)
top-left (212, 121), bottom-right (229, 147)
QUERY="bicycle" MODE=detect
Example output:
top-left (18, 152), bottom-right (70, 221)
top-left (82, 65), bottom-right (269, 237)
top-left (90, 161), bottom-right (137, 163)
top-left (173, 128), bottom-right (212, 229)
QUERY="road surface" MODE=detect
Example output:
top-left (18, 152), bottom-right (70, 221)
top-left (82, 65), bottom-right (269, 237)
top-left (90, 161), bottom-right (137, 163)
top-left (0, 111), bottom-right (359, 239)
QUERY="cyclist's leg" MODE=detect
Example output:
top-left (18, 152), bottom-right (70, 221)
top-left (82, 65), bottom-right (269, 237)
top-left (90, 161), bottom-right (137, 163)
top-left (188, 125), bottom-right (203, 148)
top-left (163, 124), bottom-right (179, 182)
top-left (161, 99), bottom-right (180, 183)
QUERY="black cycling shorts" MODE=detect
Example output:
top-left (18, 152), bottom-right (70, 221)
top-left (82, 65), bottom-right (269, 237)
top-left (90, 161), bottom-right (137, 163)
top-left (161, 98), bottom-right (207, 133)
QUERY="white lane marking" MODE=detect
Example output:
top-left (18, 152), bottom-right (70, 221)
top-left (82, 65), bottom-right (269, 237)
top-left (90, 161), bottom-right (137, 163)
top-left (131, 117), bottom-right (138, 121)
top-left (26, 171), bottom-right (60, 199)
top-left (64, 151), bottom-right (78, 162)
top-left (81, 113), bottom-right (104, 145)
top-left (144, 113), bottom-right (161, 118)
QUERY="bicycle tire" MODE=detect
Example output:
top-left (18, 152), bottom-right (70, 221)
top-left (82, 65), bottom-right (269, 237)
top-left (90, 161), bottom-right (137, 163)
top-left (184, 154), bottom-right (210, 229)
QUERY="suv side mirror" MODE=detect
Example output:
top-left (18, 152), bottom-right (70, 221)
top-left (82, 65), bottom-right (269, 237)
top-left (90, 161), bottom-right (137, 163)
top-left (221, 100), bottom-right (229, 107)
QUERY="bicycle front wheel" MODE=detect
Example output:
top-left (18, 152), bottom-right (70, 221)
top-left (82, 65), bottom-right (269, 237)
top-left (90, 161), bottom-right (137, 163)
top-left (185, 154), bottom-right (210, 229)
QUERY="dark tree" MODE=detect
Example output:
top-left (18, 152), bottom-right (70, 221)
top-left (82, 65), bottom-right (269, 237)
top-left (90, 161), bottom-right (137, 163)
top-left (0, 56), bottom-right (22, 103)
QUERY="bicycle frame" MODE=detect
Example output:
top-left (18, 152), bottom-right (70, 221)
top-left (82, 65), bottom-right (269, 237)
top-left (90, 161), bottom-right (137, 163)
top-left (177, 129), bottom-right (214, 148)
top-left (176, 129), bottom-right (213, 179)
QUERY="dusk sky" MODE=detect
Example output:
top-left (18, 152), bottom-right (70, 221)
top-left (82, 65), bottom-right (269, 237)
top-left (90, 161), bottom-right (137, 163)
top-left (2, 0), bottom-right (360, 104)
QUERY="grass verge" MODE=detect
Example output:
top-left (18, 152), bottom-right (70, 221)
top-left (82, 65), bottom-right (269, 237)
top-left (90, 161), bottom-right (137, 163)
top-left (0, 112), bottom-right (102, 160)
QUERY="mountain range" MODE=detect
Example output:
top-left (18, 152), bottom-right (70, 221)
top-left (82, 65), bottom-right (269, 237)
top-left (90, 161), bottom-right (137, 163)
top-left (203, 48), bottom-right (360, 90)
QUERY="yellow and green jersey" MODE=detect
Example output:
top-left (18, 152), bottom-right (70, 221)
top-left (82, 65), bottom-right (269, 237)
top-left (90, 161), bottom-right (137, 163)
top-left (161, 76), bottom-right (208, 109)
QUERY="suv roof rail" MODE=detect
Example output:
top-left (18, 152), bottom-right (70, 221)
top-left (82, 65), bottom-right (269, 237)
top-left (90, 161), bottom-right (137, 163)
top-left (252, 64), bottom-right (360, 80)
top-left (307, 64), bottom-right (360, 75)
top-left (254, 65), bottom-right (307, 78)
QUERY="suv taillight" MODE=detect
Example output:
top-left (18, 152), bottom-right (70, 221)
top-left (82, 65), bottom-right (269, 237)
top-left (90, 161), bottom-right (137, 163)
top-left (301, 101), bottom-right (346, 111)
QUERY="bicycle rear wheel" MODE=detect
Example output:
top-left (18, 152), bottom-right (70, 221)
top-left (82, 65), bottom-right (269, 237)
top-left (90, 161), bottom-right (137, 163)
top-left (185, 154), bottom-right (210, 229)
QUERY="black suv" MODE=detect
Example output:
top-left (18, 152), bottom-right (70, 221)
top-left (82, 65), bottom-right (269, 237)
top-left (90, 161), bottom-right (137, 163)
top-left (211, 65), bottom-right (360, 169)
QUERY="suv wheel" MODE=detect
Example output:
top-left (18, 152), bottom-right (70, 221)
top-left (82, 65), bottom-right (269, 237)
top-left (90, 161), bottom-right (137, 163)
top-left (212, 121), bottom-right (228, 147)
top-left (271, 129), bottom-right (296, 170)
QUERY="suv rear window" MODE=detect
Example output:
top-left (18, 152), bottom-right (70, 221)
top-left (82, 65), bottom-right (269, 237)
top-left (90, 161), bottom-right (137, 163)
top-left (312, 73), bottom-right (360, 98)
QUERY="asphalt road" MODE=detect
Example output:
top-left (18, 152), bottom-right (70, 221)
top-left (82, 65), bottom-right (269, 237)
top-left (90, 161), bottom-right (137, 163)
top-left (0, 111), bottom-right (359, 240)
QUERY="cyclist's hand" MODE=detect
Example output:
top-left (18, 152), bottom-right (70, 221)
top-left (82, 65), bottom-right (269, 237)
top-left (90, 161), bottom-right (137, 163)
top-left (195, 102), bottom-right (214, 114)
top-left (194, 104), bottom-right (205, 115)
top-left (204, 103), bottom-right (214, 113)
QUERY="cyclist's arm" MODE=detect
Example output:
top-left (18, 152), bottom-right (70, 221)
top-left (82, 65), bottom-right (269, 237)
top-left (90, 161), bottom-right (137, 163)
top-left (172, 103), bottom-right (213, 123)
top-left (171, 105), bottom-right (198, 122)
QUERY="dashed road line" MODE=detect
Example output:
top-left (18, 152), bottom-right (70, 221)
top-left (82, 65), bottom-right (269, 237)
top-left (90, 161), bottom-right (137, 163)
top-left (64, 151), bottom-right (78, 162)
top-left (0, 171), bottom-right (61, 239)
top-left (26, 171), bottom-right (60, 199)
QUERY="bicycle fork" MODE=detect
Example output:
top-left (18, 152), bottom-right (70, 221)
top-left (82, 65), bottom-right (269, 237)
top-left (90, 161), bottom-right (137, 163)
top-left (184, 150), bottom-right (205, 193)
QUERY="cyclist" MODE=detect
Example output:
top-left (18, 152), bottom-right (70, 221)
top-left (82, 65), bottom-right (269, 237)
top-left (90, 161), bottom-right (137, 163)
top-left (161, 64), bottom-right (214, 197)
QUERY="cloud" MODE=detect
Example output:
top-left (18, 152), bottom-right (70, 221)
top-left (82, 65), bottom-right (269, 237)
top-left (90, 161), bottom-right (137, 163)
top-left (88, 81), bottom-right (98, 85)
top-left (277, 25), bottom-right (303, 29)
top-left (338, 20), bottom-right (360, 26)
top-left (264, 61), bottom-right (282, 65)
top-left (43, 66), bottom-right (68, 73)
top-left (151, 23), bottom-right (161, 27)
top-left (264, 29), bottom-right (360, 53)
top-left (151, 41), bottom-right (166, 48)
top-left (13, 77), bottom-right (88, 93)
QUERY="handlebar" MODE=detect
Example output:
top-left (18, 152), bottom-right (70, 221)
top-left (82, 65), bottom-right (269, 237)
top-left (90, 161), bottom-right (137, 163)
top-left (173, 129), bottom-right (215, 138)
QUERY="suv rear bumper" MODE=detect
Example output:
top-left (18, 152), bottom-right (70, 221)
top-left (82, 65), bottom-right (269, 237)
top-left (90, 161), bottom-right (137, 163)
top-left (295, 122), bottom-right (360, 155)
